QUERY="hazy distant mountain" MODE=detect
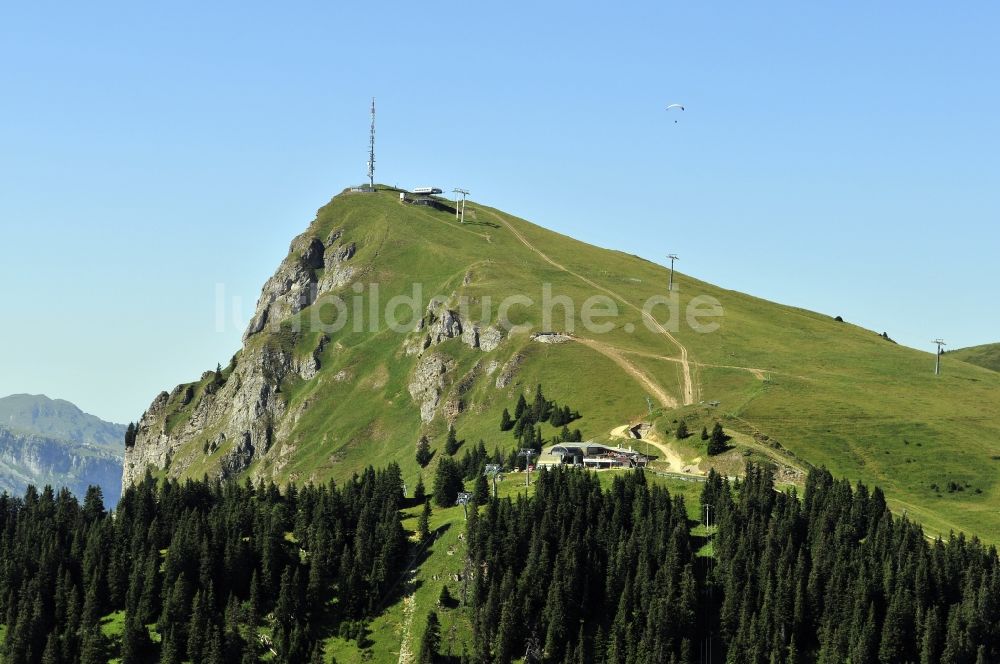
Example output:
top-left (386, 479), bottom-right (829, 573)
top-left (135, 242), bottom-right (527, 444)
top-left (0, 394), bottom-right (125, 505)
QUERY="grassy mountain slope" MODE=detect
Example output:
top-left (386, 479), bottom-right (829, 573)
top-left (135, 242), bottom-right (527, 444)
top-left (126, 188), bottom-right (1000, 542)
top-left (949, 343), bottom-right (1000, 373)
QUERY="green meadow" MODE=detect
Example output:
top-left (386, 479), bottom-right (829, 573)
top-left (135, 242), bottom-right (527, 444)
top-left (153, 187), bottom-right (1000, 543)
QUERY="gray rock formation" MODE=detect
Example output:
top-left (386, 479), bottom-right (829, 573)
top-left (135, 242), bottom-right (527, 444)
top-left (122, 221), bottom-right (368, 491)
top-left (408, 353), bottom-right (454, 422)
top-left (405, 299), bottom-right (506, 357)
top-left (407, 353), bottom-right (454, 422)
top-left (531, 332), bottom-right (572, 344)
top-left (495, 353), bottom-right (524, 389)
top-left (122, 340), bottom-right (291, 488)
top-left (243, 230), bottom-right (358, 342)
top-left (122, 203), bottom-right (511, 490)
top-left (478, 326), bottom-right (505, 352)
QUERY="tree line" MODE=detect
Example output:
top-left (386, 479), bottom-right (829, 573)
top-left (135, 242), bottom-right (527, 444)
top-left (458, 463), bottom-right (999, 663)
top-left (464, 467), bottom-right (699, 663)
top-left (500, 385), bottom-right (583, 450)
top-left (0, 465), bottom-right (407, 664)
top-left (3, 458), bottom-right (998, 663)
top-left (702, 465), bottom-right (1000, 663)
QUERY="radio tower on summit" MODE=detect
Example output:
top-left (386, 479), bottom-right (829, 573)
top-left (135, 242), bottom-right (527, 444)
top-left (367, 98), bottom-right (376, 191)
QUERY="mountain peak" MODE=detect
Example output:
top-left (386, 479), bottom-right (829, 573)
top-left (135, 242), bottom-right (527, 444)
top-left (0, 393), bottom-right (125, 448)
top-left (122, 188), bottom-right (1000, 541)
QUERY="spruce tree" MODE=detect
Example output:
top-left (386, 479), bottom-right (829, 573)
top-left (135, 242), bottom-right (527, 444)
top-left (445, 425), bottom-right (460, 456)
top-left (413, 475), bottom-right (426, 503)
top-left (433, 457), bottom-right (463, 507)
top-left (708, 423), bottom-right (728, 455)
top-left (473, 472), bottom-right (490, 505)
top-left (920, 605), bottom-right (943, 664)
top-left (41, 632), bottom-right (60, 664)
top-left (500, 408), bottom-right (513, 432)
top-left (417, 500), bottom-right (432, 542)
top-left (247, 571), bottom-right (262, 628)
top-left (124, 421), bottom-right (137, 448)
top-left (675, 420), bottom-right (690, 440)
top-left (418, 611), bottom-right (441, 664)
top-left (121, 615), bottom-right (151, 664)
top-left (187, 591), bottom-right (207, 663)
top-left (514, 393), bottom-right (527, 420)
top-left (512, 415), bottom-right (526, 439)
top-left (532, 384), bottom-right (546, 420)
top-left (204, 625), bottom-right (224, 664)
top-left (79, 626), bottom-right (108, 664)
top-left (160, 629), bottom-right (181, 664)
top-left (416, 435), bottom-right (433, 468)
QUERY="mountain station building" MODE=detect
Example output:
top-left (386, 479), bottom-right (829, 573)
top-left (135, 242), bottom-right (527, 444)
top-left (538, 443), bottom-right (650, 470)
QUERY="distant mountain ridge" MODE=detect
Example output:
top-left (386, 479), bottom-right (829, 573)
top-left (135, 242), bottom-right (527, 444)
top-left (0, 394), bottom-right (125, 505)
top-left (949, 343), bottom-right (1000, 373)
top-left (0, 393), bottom-right (125, 447)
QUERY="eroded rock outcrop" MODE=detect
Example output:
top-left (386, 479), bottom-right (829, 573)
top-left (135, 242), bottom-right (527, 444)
top-left (405, 299), bottom-right (506, 357)
top-left (123, 225), bottom-right (359, 491)
top-left (495, 353), bottom-right (524, 389)
top-left (408, 353), bottom-right (453, 423)
top-left (123, 199), bottom-right (511, 490)
top-left (243, 231), bottom-right (357, 342)
top-left (122, 339), bottom-right (292, 488)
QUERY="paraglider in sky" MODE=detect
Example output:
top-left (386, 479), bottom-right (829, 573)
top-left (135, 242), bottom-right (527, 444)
top-left (666, 103), bottom-right (685, 122)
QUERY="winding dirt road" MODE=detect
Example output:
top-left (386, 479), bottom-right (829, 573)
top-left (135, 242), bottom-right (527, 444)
top-left (486, 209), bottom-right (696, 405)
top-left (609, 425), bottom-right (704, 475)
top-left (575, 338), bottom-right (678, 408)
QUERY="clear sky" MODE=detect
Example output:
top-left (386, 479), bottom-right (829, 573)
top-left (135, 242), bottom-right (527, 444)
top-left (1, 1), bottom-right (997, 424)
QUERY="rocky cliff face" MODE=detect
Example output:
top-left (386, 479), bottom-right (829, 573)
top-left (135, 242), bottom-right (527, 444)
top-left (122, 193), bottom-right (517, 491)
top-left (123, 337), bottom-right (293, 487)
top-left (122, 228), bottom-right (331, 488)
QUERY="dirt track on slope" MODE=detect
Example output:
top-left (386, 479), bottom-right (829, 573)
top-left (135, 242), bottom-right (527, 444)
top-left (609, 425), bottom-right (704, 475)
top-left (486, 209), bottom-right (696, 405)
top-left (575, 338), bottom-right (678, 408)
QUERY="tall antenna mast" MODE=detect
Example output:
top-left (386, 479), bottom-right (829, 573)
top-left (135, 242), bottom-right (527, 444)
top-left (933, 339), bottom-right (946, 375)
top-left (667, 254), bottom-right (679, 291)
top-left (367, 97), bottom-right (375, 191)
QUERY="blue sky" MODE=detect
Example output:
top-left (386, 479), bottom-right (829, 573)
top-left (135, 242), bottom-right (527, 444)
top-left (1, 1), bottom-right (997, 423)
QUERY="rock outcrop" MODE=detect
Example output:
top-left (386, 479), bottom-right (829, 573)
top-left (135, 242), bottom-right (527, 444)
top-left (531, 332), bottom-right (572, 344)
top-left (243, 230), bottom-right (357, 342)
top-left (123, 195), bottom-right (511, 490)
top-left (495, 353), bottom-right (524, 389)
top-left (123, 225), bottom-right (360, 490)
top-left (122, 338), bottom-right (293, 488)
top-left (405, 299), bottom-right (506, 357)
top-left (407, 353), bottom-right (453, 423)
